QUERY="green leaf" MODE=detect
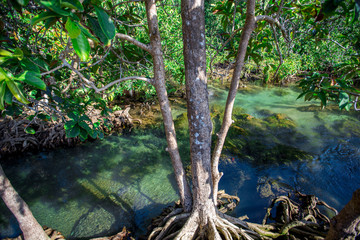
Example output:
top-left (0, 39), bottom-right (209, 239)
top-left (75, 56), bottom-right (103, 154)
top-left (16, 0), bottom-right (29, 6)
top-left (21, 59), bottom-right (40, 73)
top-left (79, 114), bottom-right (92, 122)
top-left (0, 49), bottom-right (13, 57)
top-left (78, 23), bottom-right (99, 43)
top-left (355, 0), bottom-right (360, 22)
top-left (66, 17), bottom-right (81, 39)
top-left (4, 86), bottom-right (12, 104)
top-left (339, 91), bottom-right (349, 109)
top-left (16, 71), bottom-right (46, 90)
top-left (79, 128), bottom-right (88, 141)
top-left (66, 125), bottom-right (80, 138)
top-left (25, 127), bottom-right (36, 134)
top-left (89, 129), bottom-right (98, 139)
top-left (13, 48), bottom-right (23, 60)
top-left (61, 0), bottom-right (84, 11)
top-left (64, 120), bottom-right (77, 130)
top-left (5, 78), bottom-right (29, 104)
top-left (68, 111), bottom-right (79, 121)
top-left (95, 6), bottom-right (116, 39)
top-left (40, 0), bottom-right (70, 16)
top-left (318, 91), bottom-right (327, 106)
top-left (71, 32), bottom-right (90, 61)
top-left (0, 81), bottom-right (6, 110)
top-left (31, 11), bottom-right (59, 25)
top-left (79, 120), bottom-right (92, 134)
top-left (88, 16), bottom-right (110, 45)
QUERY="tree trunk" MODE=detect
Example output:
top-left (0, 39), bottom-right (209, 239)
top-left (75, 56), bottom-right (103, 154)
top-left (326, 188), bottom-right (360, 240)
top-left (211, 0), bottom-right (256, 204)
top-left (180, 0), bottom-right (219, 236)
top-left (145, 0), bottom-right (193, 212)
top-left (0, 164), bottom-right (50, 240)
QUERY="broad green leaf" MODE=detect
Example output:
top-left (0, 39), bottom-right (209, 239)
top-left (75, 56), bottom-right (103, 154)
top-left (71, 32), bottom-right (90, 61)
top-left (79, 128), bottom-right (88, 141)
top-left (339, 91), bottom-right (349, 109)
top-left (16, 0), bottom-right (29, 6)
top-left (64, 120), bottom-right (77, 130)
top-left (31, 12), bottom-right (59, 25)
top-left (88, 16), bottom-right (110, 45)
top-left (318, 91), bottom-right (327, 106)
top-left (78, 23), bottom-right (99, 43)
top-left (355, 0), bottom-right (360, 22)
top-left (0, 81), bottom-right (6, 110)
top-left (5, 78), bottom-right (29, 104)
top-left (95, 6), bottom-right (116, 39)
top-left (79, 114), bottom-right (92, 122)
top-left (21, 59), bottom-right (40, 73)
top-left (0, 49), bottom-right (13, 57)
top-left (66, 125), bottom-right (80, 138)
top-left (40, 0), bottom-right (70, 16)
top-left (16, 71), bottom-right (46, 90)
top-left (61, 0), bottom-right (84, 11)
top-left (0, 67), bottom-right (9, 81)
top-left (25, 127), bottom-right (36, 134)
top-left (79, 121), bottom-right (92, 134)
top-left (68, 111), bottom-right (79, 121)
top-left (66, 17), bottom-right (81, 39)
top-left (4, 86), bottom-right (12, 104)
top-left (13, 48), bottom-right (23, 60)
top-left (89, 129), bottom-right (98, 139)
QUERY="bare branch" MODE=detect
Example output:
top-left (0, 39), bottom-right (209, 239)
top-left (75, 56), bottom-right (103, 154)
top-left (40, 64), bottom-right (65, 76)
top-left (210, 28), bottom-right (242, 76)
top-left (271, 24), bottom-right (283, 81)
top-left (255, 15), bottom-right (289, 42)
top-left (116, 33), bottom-right (152, 53)
top-left (61, 59), bottom-right (154, 93)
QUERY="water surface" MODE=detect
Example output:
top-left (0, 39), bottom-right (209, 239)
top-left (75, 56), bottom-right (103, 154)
top-left (1, 85), bottom-right (360, 239)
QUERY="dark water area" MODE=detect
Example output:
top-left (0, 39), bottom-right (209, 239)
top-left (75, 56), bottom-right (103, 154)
top-left (1, 85), bottom-right (360, 239)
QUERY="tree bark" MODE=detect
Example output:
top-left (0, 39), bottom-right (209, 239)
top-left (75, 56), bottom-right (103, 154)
top-left (326, 188), bottom-right (360, 240)
top-left (145, 0), bottom-right (193, 212)
top-left (211, 0), bottom-right (256, 204)
top-left (181, 0), bottom-right (218, 229)
top-left (0, 164), bottom-right (50, 240)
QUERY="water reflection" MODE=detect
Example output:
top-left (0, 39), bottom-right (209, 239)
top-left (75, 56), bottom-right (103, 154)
top-left (1, 85), bottom-right (360, 239)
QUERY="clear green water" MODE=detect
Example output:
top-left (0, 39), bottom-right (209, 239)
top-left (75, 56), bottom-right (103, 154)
top-left (1, 85), bottom-right (360, 239)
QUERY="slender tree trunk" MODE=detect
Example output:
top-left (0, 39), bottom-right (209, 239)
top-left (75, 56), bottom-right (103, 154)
top-left (326, 188), bottom-right (360, 240)
top-left (145, 0), bottom-right (192, 212)
top-left (180, 0), bottom-right (219, 234)
top-left (211, 0), bottom-right (256, 204)
top-left (0, 164), bottom-right (50, 240)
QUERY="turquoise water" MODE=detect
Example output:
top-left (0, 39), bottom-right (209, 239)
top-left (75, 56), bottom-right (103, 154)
top-left (1, 85), bottom-right (360, 239)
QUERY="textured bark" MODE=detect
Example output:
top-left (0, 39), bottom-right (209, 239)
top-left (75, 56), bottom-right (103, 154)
top-left (326, 188), bottom-right (360, 240)
top-left (211, 0), bottom-right (256, 204)
top-left (181, 0), bottom-right (217, 228)
top-left (145, 0), bottom-right (193, 212)
top-left (0, 164), bottom-right (50, 240)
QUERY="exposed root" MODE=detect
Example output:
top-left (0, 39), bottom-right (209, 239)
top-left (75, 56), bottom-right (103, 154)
top-left (147, 191), bottom-right (336, 240)
top-left (217, 189), bottom-right (240, 213)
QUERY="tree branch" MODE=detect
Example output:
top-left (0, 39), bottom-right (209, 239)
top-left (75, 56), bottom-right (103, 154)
top-left (255, 15), bottom-right (289, 42)
top-left (61, 59), bottom-right (154, 93)
top-left (116, 33), bottom-right (152, 53)
top-left (271, 24), bottom-right (283, 81)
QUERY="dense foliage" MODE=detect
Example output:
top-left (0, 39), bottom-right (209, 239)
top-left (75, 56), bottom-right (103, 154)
top-left (0, 0), bottom-right (359, 140)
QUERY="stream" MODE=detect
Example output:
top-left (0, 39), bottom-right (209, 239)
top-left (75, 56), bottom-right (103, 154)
top-left (1, 85), bottom-right (360, 239)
